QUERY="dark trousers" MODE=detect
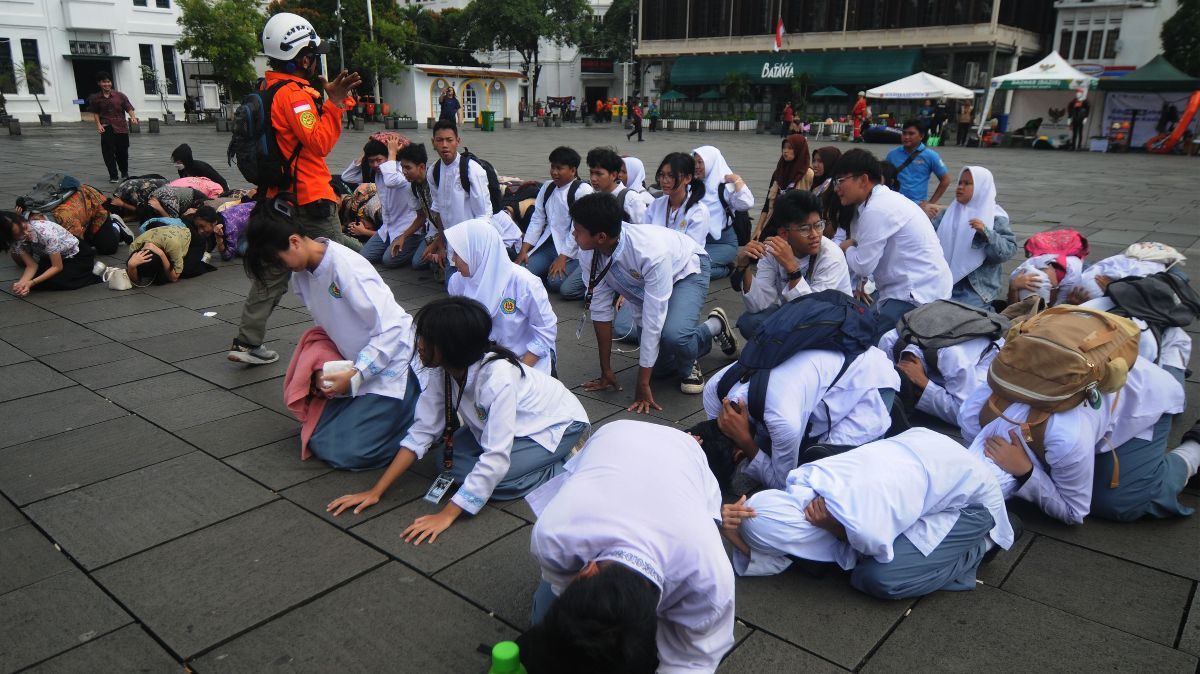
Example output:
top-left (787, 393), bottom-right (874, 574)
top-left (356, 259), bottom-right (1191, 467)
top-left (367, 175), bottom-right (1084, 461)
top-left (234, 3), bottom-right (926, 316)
top-left (956, 124), bottom-right (970, 146)
top-left (100, 127), bottom-right (130, 179)
top-left (1070, 122), bottom-right (1085, 150)
top-left (627, 119), bottom-right (643, 141)
top-left (34, 241), bottom-right (99, 291)
top-left (87, 218), bottom-right (120, 256)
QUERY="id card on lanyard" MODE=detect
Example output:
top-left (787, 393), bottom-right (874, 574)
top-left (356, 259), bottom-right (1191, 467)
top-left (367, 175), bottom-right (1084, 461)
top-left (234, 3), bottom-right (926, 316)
top-left (577, 247), bottom-right (616, 339)
top-left (424, 370), bottom-right (467, 504)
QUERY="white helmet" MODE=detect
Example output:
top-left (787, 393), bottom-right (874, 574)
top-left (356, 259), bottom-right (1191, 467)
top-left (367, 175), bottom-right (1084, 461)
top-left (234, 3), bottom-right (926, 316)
top-left (262, 13), bottom-right (329, 61)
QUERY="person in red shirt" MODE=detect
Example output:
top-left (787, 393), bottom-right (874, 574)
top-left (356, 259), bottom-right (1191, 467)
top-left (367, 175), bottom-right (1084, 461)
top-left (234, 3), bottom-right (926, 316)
top-left (852, 91), bottom-right (869, 142)
top-left (781, 101), bottom-right (794, 138)
top-left (228, 12), bottom-right (362, 365)
top-left (87, 72), bottom-right (138, 183)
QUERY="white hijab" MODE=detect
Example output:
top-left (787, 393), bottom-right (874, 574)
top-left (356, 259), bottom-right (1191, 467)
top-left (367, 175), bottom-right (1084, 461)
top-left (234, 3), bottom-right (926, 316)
top-left (692, 145), bottom-right (734, 237)
top-left (937, 165), bottom-right (1004, 284)
top-left (445, 219), bottom-right (515, 318)
top-left (623, 156), bottom-right (648, 193)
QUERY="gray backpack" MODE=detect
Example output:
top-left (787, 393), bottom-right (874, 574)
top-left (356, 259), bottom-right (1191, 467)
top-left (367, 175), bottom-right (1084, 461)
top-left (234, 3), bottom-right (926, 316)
top-left (892, 300), bottom-right (1010, 373)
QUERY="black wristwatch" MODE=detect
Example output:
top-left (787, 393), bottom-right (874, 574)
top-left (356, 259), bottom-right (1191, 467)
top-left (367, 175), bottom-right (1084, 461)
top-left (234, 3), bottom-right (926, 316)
top-left (786, 267), bottom-right (806, 281)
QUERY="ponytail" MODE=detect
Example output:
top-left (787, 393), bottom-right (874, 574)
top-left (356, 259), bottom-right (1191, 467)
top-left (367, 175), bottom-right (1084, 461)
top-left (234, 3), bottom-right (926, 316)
top-left (685, 179), bottom-right (705, 214)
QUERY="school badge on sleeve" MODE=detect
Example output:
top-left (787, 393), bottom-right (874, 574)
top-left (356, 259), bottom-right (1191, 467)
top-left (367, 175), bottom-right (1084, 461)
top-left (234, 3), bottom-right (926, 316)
top-left (500, 297), bottom-right (517, 314)
top-left (328, 280), bottom-right (343, 298)
top-left (299, 110), bottom-right (317, 129)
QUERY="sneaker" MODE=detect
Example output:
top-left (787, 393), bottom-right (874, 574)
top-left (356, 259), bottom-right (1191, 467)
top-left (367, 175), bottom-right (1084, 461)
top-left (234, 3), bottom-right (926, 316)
top-left (108, 177), bottom-right (120, 184)
top-left (120, 174), bottom-right (130, 180)
top-left (92, 260), bottom-right (107, 277)
top-left (111, 215), bottom-right (135, 244)
top-left (680, 365), bottom-right (704, 394)
top-left (709, 307), bottom-right (738, 357)
top-left (227, 341), bottom-right (280, 365)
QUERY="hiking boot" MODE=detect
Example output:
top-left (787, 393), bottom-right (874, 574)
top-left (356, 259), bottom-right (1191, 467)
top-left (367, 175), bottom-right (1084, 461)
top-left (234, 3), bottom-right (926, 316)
top-left (709, 308), bottom-right (738, 357)
top-left (228, 341), bottom-right (280, 365)
top-left (680, 365), bottom-right (705, 394)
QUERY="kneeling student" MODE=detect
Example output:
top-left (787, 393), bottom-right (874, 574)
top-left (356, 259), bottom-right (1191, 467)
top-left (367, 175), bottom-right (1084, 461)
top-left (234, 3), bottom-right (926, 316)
top-left (515, 146), bottom-right (593, 298)
top-left (126, 216), bottom-right (215, 285)
top-left (247, 200), bottom-right (421, 470)
top-left (1, 211), bottom-right (99, 295)
top-left (327, 297), bottom-right (589, 545)
top-left (721, 428), bottom-right (1013, 599)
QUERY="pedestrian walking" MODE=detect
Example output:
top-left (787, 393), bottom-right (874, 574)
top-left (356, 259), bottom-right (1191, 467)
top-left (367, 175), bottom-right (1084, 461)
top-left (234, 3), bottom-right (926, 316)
top-left (438, 87), bottom-right (461, 126)
top-left (956, 100), bottom-right (974, 146)
top-left (781, 101), bottom-right (794, 138)
top-left (626, 102), bottom-right (644, 142)
top-left (87, 72), bottom-right (138, 183)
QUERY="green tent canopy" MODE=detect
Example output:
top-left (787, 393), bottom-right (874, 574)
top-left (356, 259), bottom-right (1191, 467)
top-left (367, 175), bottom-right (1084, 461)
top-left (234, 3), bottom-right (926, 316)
top-left (698, 89), bottom-right (723, 100)
top-left (669, 50), bottom-right (920, 86)
top-left (659, 90), bottom-right (687, 101)
top-left (811, 85), bottom-right (848, 98)
top-left (1099, 55), bottom-right (1200, 92)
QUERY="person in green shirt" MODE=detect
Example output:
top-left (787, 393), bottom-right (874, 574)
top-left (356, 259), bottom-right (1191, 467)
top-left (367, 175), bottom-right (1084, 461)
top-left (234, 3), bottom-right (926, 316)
top-left (127, 219), bottom-right (216, 285)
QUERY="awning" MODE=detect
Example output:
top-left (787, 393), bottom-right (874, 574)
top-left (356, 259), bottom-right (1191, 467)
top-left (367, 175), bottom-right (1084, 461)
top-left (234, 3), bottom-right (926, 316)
top-left (414, 64), bottom-right (524, 80)
top-left (669, 50), bottom-right (920, 86)
top-left (1098, 55), bottom-right (1200, 92)
top-left (62, 54), bottom-right (130, 61)
top-left (811, 85), bottom-right (847, 98)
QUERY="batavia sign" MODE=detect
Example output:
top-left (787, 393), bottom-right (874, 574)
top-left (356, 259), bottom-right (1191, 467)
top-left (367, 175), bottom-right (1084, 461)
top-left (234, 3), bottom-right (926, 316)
top-left (761, 61), bottom-right (795, 79)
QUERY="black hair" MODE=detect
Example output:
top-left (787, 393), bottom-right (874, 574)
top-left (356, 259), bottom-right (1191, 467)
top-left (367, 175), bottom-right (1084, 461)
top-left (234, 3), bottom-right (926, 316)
top-left (533, 563), bottom-right (660, 674)
top-left (829, 148), bottom-right (882, 184)
top-left (131, 249), bottom-right (166, 286)
top-left (0, 210), bottom-right (25, 251)
top-left (432, 120), bottom-right (459, 137)
top-left (549, 146), bottom-right (582, 169)
top-left (901, 118), bottom-right (925, 135)
top-left (880, 161), bottom-right (899, 191)
top-left (267, 46), bottom-right (315, 73)
top-left (773, 189), bottom-right (823, 228)
top-left (656, 152), bottom-right (705, 213)
top-left (414, 297), bottom-right (524, 374)
top-left (569, 192), bottom-right (624, 238)
top-left (242, 195), bottom-right (304, 284)
top-left (586, 147), bottom-right (623, 174)
top-left (362, 139), bottom-right (387, 159)
top-left (398, 142), bottom-right (428, 166)
top-left (191, 205), bottom-right (222, 225)
top-left (95, 71), bottom-right (112, 83)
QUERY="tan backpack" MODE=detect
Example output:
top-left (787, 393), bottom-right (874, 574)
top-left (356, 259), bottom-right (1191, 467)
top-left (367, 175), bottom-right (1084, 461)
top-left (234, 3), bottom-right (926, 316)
top-left (979, 305), bottom-right (1140, 486)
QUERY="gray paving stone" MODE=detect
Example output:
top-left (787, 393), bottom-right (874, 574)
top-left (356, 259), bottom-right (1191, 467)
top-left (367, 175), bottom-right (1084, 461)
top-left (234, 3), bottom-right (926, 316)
top-left (0, 360), bottom-right (74, 403)
top-left (1001, 537), bottom-right (1192, 646)
top-left (435, 526), bottom-right (540, 629)
top-left (0, 524), bottom-right (75, 595)
top-left (231, 376), bottom-right (290, 416)
top-left (0, 301), bottom-right (56, 328)
top-left (93, 500), bottom-right (385, 659)
top-left (0, 339), bottom-right (30, 367)
top-left (88, 307), bottom-right (223, 342)
top-left (173, 351), bottom-right (290, 389)
top-left (141, 282), bottom-right (246, 310)
top-left (496, 497), bottom-right (537, 523)
top-left (1140, 232), bottom-right (1199, 250)
top-left (0, 318), bottom-right (111, 356)
top-left (576, 393), bottom-right (629, 425)
top-left (0, 497), bottom-right (24, 531)
top-left (0, 570), bottom-right (131, 673)
top-left (203, 301), bottom-right (312, 329)
top-left (22, 625), bottom-right (180, 674)
top-left (125, 323), bottom-right (239, 362)
top-left (17, 282), bottom-right (140, 309)
top-left (49, 294), bottom-right (177, 324)
top-left (191, 563), bottom-right (513, 673)
top-left (0, 386), bottom-right (126, 449)
top-left (64, 353), bottom-right (177, 390)
top-left (25, 452), bottom-right (276, 569)
top-left (281, 467), bottom-right (429, 528)
top-left (861, 585), bottom-right (1198, 673)
top-left (0, 415), bottom-right (195, 506)
top-left (734, 566), bottom-right (913, 669)
top-left (98, 370), bottom-right (216, 409)
top-left (135, 388), bottom-right (261, 431)
top-left (351, 501), bottom-right (526, 574)
top-left (719, 631), bottom-right (847, 673)
top-left (223, 437), bottom-right (331, 491)
top-left (976, 530), bottom-right (1033, 587)
top-left (1181, 591), bottom-right (1200, 658)
top-left (35, 341), bottom-right (143, 371)
top-left (1088, 228), bottom-right (1146, 245)
top-left (176, 407), bottom-right (298, 459)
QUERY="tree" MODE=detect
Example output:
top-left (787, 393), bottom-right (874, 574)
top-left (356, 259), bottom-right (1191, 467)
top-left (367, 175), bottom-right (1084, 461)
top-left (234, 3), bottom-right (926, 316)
top-left (177, 0), bottom-right (264, 99)
top-left (723, 71), bottom-right (751, 115)
top-left (14, 61), bottom-right (49, 117)
top-left (1162, 0), bottom-right (1200, 77)
top-left (139, 65), bottom-right (170, 115)
top-left (399, 6), bottom-right (479, 67)
top-left (584, 0), bottom-right (636, 59)
top-left (463, 0), bottom-right (592, 105)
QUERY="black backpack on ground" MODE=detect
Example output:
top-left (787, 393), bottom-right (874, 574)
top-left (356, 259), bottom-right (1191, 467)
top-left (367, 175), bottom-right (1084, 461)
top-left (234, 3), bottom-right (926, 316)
top-left (1105, 272), bottom-right (1200, 364)
top-left (717, 182), bottom-right (753, 246)
top-left (20, 173), bottom-right (80, 213)
top-left (891, 299), bottom-right (1010, 374)
top-left (432, 149), bottom-right (504, 214)
top-left (227, 80), bottom-right (301, 189)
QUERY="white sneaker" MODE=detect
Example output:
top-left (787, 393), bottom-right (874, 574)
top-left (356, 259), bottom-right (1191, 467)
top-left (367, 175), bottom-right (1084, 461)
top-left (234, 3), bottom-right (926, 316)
top-left (680, 365), bottom-right (704, 394)
top-left (92, 260), bottom-right (107, 277)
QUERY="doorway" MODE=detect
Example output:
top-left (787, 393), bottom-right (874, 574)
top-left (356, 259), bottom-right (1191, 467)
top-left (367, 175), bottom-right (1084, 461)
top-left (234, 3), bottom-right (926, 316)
top-left (72, 59), bottom-right (114, 119)
top-left (585, 86), bottom-right (608, 119)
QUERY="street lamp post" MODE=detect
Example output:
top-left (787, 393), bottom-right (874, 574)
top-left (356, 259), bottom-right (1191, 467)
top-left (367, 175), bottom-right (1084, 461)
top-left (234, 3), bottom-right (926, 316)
top-left (366, 0), bottom-right (382, 107)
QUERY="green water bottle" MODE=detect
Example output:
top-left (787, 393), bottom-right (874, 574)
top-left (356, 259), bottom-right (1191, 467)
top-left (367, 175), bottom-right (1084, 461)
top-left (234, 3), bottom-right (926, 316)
top-left (489, 641), bottom-right (527, 674)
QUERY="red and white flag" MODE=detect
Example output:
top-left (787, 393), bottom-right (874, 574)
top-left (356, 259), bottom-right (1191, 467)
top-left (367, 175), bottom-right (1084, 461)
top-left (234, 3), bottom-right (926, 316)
top-left (773, 18), bottom-right (784, 52)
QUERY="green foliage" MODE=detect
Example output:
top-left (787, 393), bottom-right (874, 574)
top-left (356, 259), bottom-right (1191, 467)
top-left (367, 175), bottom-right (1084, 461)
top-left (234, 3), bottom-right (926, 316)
top-left (722, 71), bottom-right (751, 114)
top-left (12, 61), bottom-right (49, 114)
top-left (1162, 0), bottom-right (1200, 77)
top-left (583, 0), bottom-right (636, 59)
top-left (399, 6), bottom-right (479, 67)
top-left (788, 72), bottom-right (812, 115)
top-left (177, 0), bottom-right (264, 98)
top-left (462, 0), bottom-right (592, 102)
top-left (139, 64), bottom-right (170, 113)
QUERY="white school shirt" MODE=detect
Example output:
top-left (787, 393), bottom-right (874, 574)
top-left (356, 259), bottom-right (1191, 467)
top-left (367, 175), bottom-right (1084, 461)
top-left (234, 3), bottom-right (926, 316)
top-left (580, 225), bottom-right (707, 370)
top-left (845, 184), bottom-right (953, 305)
top-left (877, 329), bottom-right (1000, 426)
top-left (522, 179), bottom-right (594, 257)
top-left (431, 153), bottom-right (492, 231)
top-left (339, 158), bottom-right (364, 185)
top-left (698, 182), bottom-right (754, 240)
top-left (400, 358), bottom-right (588, 515)
top-left (489, 210), bottom-right (523, 251)
top-left (608, 182), bottom-right (650, 224)
top-left (1104, 357), bottom-right (1185, 450)
top-left (1011, 254), bottom-right (1084, 305)
top-left (645, 193), bottom-right (713, 247)
top-left (526, 421), bottom-right (735, 673)
top-left (742, 236), bottom-right (853, 314)
top-left (1082, 296), bottom-right (1193, 371)
top-left (958, 382), bottom-right (1113, 525)
top-left (702, 347), bottom-right (899, 490)
top-left (1078, 254), bottom-right (1169, 302)
top-left (735, 428), bottom-right (1013, 577)
top-left (374, 161), bottom-right (418, 241)
top-left (289, 240), bottom-right (416, 399)
top-left (449, 266), bottom-right (558, 375)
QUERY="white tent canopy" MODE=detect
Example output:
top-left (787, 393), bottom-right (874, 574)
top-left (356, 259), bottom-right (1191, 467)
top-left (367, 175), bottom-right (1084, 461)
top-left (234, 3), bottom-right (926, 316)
top-left (978, 52), bottom-right (1099, 143)
top-left (866, 71), bottom-right (975, 100)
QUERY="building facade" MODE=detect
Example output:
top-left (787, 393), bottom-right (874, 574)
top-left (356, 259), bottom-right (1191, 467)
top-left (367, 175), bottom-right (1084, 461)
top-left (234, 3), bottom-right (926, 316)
top-left (1, 0), bottom-right (195, 123)
top-left (1053, 0), bottom-right (1178, 78)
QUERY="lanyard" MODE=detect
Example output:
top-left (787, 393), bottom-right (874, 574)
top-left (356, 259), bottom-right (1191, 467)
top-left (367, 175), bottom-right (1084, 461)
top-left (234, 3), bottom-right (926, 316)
top-left (665, 202), bottom-right (685, 231)
top-left (583, 241), bottom-right (617, 312)
top-left (441, 369), bottom-right (467, 470)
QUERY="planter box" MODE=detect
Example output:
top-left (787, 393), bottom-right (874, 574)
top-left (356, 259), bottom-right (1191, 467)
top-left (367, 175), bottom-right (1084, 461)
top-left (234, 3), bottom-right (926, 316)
top-left (129, 122), bottom-right (140, 134)
top-left (214, 119), bottom-right (228, 132)
top-left (384, 117), bottom-right (396, 129)
top-left (353, 118), bottom-right (365, 131)
top-left (503, 118), bottom-right (511, 129)
top-left (163, 113), bottom-right (175, 125)
top-left (427, 117), bottom-right (435, 129)
top-left (395, 119), bottom-right (418, 130)
top-left (8, 119), bottom-right (20, 136)
top-left (148, 118), bottom-right (160, 133)
top-left (38, 114), bottom-right (52, 126)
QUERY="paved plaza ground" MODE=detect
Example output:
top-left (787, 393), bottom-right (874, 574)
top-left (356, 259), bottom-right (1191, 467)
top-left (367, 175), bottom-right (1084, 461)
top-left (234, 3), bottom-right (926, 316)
top-left (0, 119), bottom-right (1198, 673)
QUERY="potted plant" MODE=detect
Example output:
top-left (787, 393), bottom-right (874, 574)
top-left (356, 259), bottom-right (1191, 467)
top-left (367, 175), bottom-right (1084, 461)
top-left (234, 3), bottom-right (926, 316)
top-left (0, 70), bottom-right (11, 125)
top-left (14, 62), bottom-right (52, 125)
top-left (139, 65), bottom-right (175, 124)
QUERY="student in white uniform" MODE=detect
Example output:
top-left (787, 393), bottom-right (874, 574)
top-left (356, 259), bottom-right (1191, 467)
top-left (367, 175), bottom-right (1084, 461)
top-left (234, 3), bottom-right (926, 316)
top-left (587, 146), bottom-right (649, 224)
top-left (693, 145), bottom-right (752, 280)
top-left (830, 149), bottom-right (953, 341)
top-left (326, 297), bottom-right (590, 543)
top-left (928, 165), bottom-right (1017, 310)
top-left (1070, 243), bottom-right (1185, 303)
top-left (619, 155), bottom-right (657, 213)
top-left (522, 420), bottom-right (735, 673)
top-left (1007, 253), bottom-right (1084, 306)
top-left (573, 193), bottom-right (738, 408)
top-left (643, 152), bottom-right (711, 247)
top-left (358, 135), bottom-right (425, 269)
top-left (243, 201), bottom-right (420, 470)
top-left (700, 343), bottom-right (899, 492)
top-left (877, 323), bottom-right (1004, 427)
top-left (721, 428), bottom-right (1014, 599)
top-left (515, 146), bottom-right (594, 299)
top-left (733, 189), bottom-right (852, 338)
top-left (424, 120), bottom-right (492, 267)
top-left (445, 219), bottom-right (558, 376)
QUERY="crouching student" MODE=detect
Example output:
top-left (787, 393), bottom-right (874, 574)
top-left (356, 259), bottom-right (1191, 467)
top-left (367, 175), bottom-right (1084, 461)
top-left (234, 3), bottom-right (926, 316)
top-left (1, 211), bottom-right (99, 295)
top-left (246, 201), bottom-right (421, 469)
top-left (733, 190), bottom-right (852, 339)
top-left (192, 203), bottom-right (252, 261)
top-left (126, 215), bottom-right (218, 285)
top-left (515, 146), bottom-right (593, 298)
top-left (446, 219), bottom-right (558, 375)
top-left (1007, 253), bottom-right (1083, 306)
top-left (520, 420), bottom-right (735, 673)
top-left (721, 428), bottom-right (1014, 600)
top-left (573, 193), bottom-right (738, 409)
top-left (326, 297), bottom-right (589, 543)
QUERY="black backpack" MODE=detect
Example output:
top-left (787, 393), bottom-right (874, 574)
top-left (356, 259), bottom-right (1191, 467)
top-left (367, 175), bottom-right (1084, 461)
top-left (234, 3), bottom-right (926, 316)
top-left (718, 182), bottom-right (753, 246)
top-left (1106, 272), bottom-right (1200, 362)
top-left (891, 299), bottom-right (1010, 374)
top-left (227, 80), bottom-right (302, 189)
top-left (432, 150), bottom-right (504, 214)
top-left (20, 173), bottom-right (80, 213)
top-left (538, 178), bottom-right (583, 212)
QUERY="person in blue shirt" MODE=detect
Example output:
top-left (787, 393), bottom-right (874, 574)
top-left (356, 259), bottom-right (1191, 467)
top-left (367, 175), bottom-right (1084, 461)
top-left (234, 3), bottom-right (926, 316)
top-left (886, 119), bottom-right (951, 216)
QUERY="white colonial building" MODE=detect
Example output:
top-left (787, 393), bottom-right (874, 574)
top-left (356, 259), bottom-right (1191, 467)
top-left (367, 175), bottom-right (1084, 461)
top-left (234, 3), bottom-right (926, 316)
top-left (1053, 0), bottom-right (1180, 77)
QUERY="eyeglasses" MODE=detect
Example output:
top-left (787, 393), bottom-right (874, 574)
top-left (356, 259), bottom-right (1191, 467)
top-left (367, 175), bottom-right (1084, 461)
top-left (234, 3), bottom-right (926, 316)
top-left (782, 220), bottom-right (825, 235)
top-left (832, 174), bottom-right (864, 187)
